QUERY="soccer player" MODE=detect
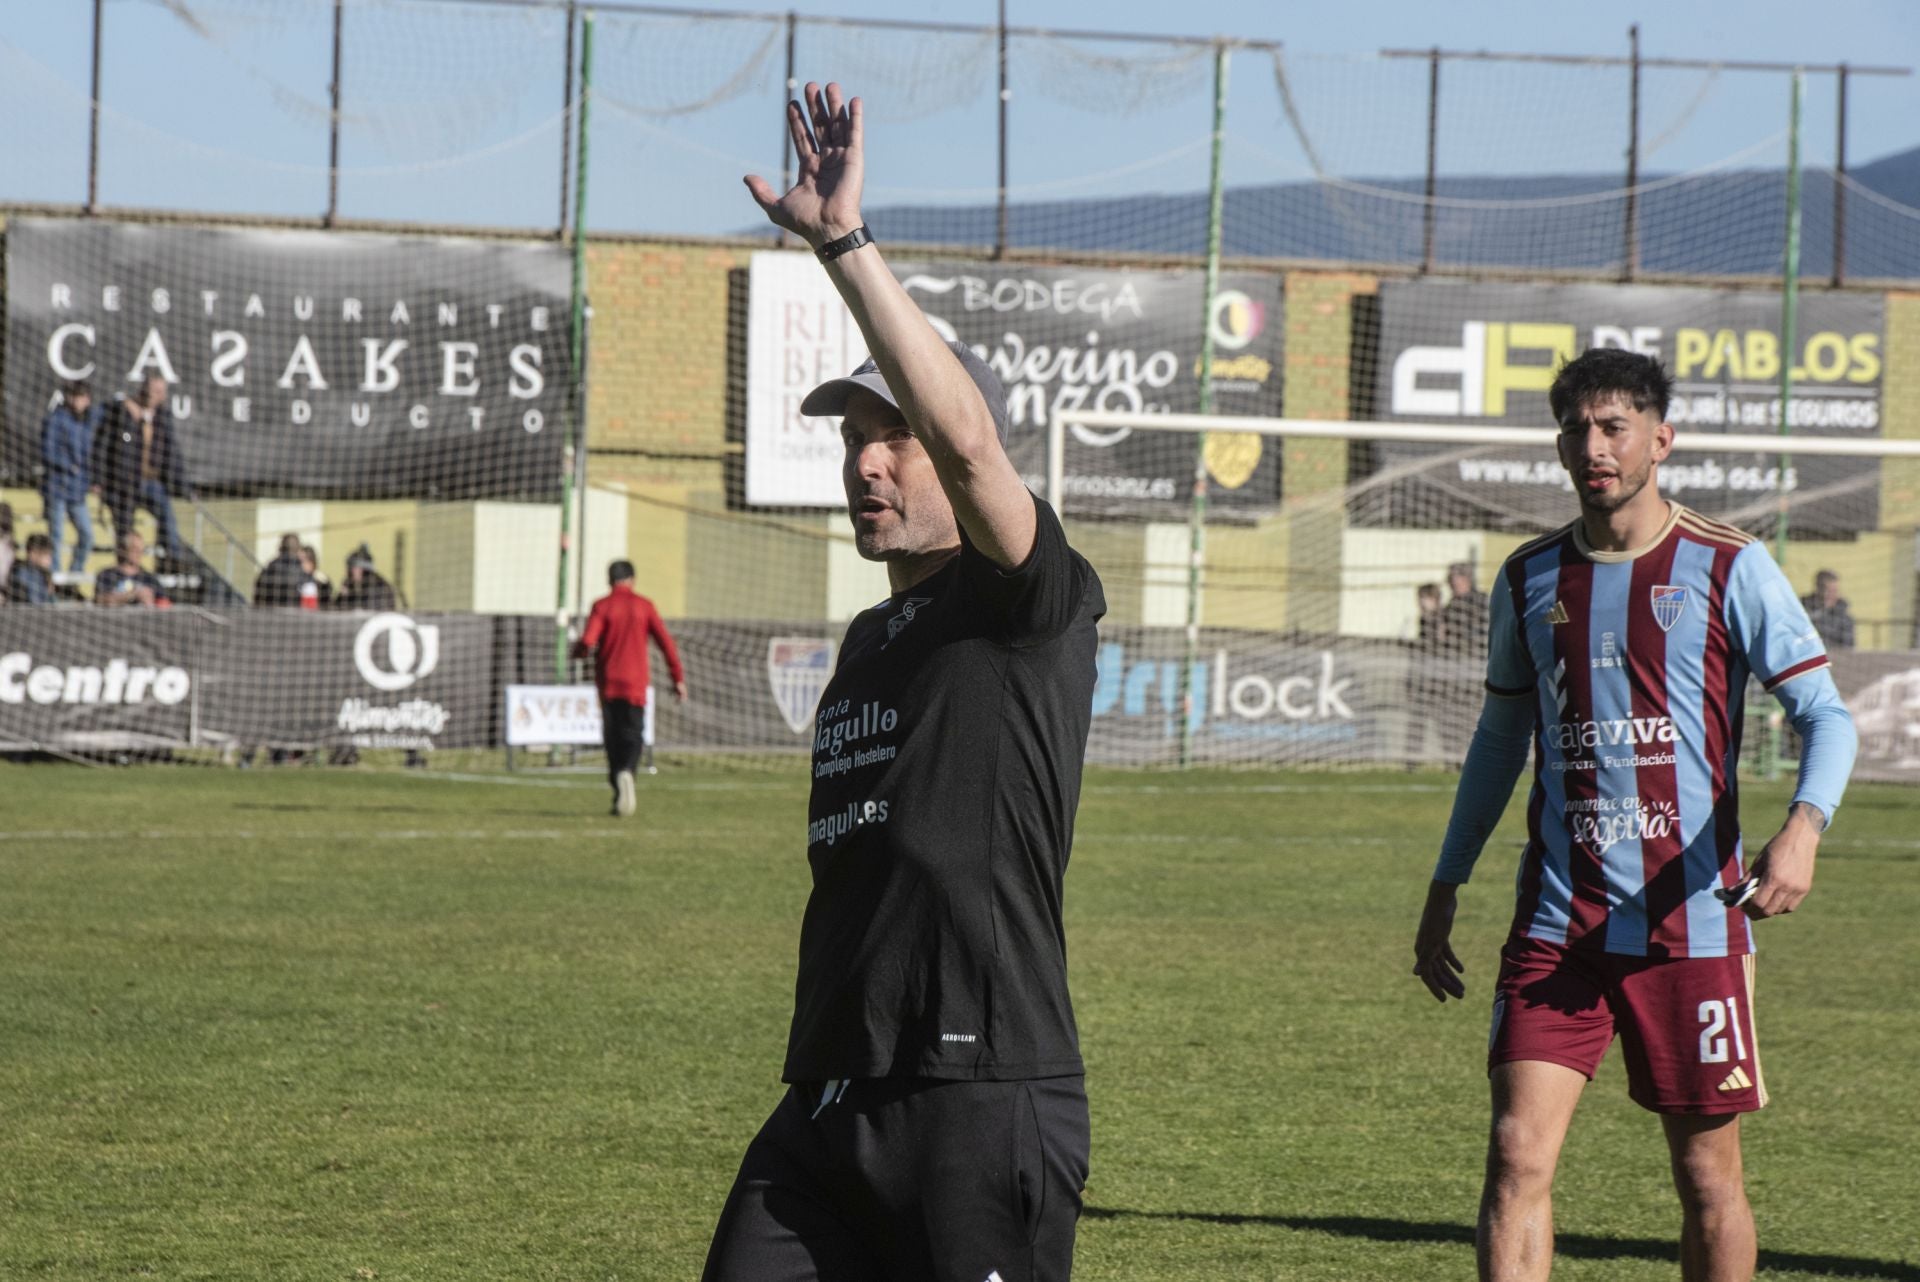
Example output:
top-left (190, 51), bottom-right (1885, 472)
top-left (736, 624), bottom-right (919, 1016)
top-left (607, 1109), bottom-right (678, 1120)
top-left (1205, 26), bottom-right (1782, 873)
top-left (571, 560), bottom-right (686, 817)
top-left (703, 83), bottom-right (1105, 1281)
top-left (1411, 348), bottom-right (1856, 1282)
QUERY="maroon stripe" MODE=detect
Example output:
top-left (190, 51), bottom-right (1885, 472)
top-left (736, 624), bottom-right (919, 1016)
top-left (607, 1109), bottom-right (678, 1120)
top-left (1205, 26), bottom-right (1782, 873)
top-left (1507, 551), bottom-right (1551, 940)
top-left (1701, 543), bottom-right (1750, 955)
top-left (1554, 545), bottom-right (1610, 950)
top-left (1763, 654), bottom-right (1831, 691)
top-left (1629, 535), bottom-right (1687, 959)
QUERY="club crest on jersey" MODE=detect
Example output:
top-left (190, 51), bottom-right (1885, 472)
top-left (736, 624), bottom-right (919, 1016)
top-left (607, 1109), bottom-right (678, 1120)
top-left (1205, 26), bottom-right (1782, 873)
top-left (767, 637), bottom-right (836, 734)
top-left (1651, 585), bottom-right (1689, 632)
top-left (884, 596), bottom-right (933, 647)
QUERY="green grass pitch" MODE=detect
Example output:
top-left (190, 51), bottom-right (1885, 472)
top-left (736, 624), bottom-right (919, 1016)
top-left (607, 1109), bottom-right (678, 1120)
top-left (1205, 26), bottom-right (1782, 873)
top-left (2, 763), bottom-right (1916, 1281)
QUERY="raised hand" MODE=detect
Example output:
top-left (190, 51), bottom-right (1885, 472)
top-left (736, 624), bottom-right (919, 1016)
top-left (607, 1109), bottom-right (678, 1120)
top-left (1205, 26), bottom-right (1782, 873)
top-left (743, 81), bottom-right (865, 249)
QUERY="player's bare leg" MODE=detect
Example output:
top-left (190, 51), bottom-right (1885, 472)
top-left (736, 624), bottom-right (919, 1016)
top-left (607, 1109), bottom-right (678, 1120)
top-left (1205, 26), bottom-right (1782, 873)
top-left (1479, 1060), bottom-right (1585, 1282)
top-left (1663, 1113), bottom-right (1754, 1282)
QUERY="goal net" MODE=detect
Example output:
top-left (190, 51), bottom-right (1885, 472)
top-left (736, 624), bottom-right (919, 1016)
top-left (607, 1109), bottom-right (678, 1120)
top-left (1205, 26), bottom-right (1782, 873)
top-left (1042, 406), bottom-right (1920, 778)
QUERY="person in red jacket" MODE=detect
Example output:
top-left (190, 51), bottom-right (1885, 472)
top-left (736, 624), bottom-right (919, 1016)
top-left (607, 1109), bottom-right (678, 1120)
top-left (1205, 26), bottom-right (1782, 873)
top-left (572, 560), bottom-right (688, 817)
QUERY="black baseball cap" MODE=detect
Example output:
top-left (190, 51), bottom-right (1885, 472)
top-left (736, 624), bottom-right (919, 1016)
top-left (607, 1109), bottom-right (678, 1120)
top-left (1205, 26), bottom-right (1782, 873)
top-left (801, 339), bottom-right (1010, 444)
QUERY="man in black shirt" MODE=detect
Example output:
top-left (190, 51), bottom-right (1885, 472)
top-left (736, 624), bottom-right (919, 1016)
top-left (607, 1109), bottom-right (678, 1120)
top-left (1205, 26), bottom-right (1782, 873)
top-left (704, 82), bottom-right (1105, 1282)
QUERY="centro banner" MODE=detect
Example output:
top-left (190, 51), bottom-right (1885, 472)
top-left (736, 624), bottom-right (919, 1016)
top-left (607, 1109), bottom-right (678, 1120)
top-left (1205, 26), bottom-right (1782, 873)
top-left (1367, 281), bottom-right (1885, 534)
top-left (2, 217), bottom-right (573, 499)
top-left (743, 252), bottom-right (1284, 515)
top-left (0, 610), bottom-right (496, 752)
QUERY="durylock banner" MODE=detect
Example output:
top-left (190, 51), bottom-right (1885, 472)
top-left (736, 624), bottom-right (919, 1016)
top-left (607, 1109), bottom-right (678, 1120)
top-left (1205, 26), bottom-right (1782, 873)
top-left (744, 252), bottom-right (1284, 516)
top-left (3, 217), bottom-right (572, 499)
top-left (1364, 281), bottom-right (1885, 534)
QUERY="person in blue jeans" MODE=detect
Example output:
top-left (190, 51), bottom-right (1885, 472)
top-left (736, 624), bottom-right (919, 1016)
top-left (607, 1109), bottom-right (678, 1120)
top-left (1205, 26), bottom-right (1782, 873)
top-left (41, 379), bottom-right (99, 574)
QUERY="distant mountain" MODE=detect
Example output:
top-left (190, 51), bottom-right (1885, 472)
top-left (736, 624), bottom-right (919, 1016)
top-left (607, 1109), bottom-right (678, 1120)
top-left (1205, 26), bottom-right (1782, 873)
top-left (854, 144), bottom-right (1920, 281)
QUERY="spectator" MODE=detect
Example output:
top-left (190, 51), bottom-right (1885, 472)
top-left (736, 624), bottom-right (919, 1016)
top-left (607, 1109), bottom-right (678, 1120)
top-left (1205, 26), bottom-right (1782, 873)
top-left (1407, 582), bottom-right (1449, 765)
top-left (42, 379), bottom-right (99, 574)
top-left (1440, 560), bottom-right (1490, 658)
top-left (0, 501), bottom-right (13, 591)
top-left (8, 533), bottom-right (57, 606)
top-left (299, 544), bottom-right (334, 607)
top-left (1416, 581), bottom-right (1446, 649)
top-left (334, 544), bottom-right (399, 611)
top-left (571, 559), bottom-right (687, 817)
top-left (253, 533), bottom-right (317, 608)
top-left (95, 375), bottom-right (187, 564)
top-left (1802, 569), bottom-right (1856, 651)
top-left (94, 531), bottom-right (168, 607)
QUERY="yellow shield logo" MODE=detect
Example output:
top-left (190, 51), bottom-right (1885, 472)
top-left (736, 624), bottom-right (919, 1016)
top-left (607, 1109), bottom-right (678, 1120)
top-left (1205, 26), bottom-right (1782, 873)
top-left (1203, 432), bottom-right (1263, 490)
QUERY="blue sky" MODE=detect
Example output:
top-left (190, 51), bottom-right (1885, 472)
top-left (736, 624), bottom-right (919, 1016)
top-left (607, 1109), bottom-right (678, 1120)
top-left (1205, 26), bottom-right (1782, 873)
top-left (2, 0), bottom-right (1914, 238)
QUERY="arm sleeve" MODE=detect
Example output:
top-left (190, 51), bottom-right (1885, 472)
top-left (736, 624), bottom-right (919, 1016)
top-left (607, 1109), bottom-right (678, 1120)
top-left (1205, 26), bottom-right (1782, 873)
top-left (1774, 666), bottom-right (1856, 826)
top-left (650, 608), bottom-right (686, 684)
top-left (1483, 567), bottom-right (1534, 696)
top-left (579, 600), bottom-right (605, 650)
top-left (41, 413), bottom-right (63, 472)
top-left (957, 492), bottom-right (1097, 643)
top-left (1432, 692), bottom-right (1535, 884)
top-left (1725, 542), bottom-right (1830, 693)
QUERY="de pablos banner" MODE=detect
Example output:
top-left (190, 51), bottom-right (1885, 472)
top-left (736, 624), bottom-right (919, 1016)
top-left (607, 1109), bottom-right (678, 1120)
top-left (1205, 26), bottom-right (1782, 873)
top-left (1367, 281), bottom-right (1885, 534)
top-left (3, 218), bottom-right (573, 499)
top-left (744, 252), bottom-right (1285, 515)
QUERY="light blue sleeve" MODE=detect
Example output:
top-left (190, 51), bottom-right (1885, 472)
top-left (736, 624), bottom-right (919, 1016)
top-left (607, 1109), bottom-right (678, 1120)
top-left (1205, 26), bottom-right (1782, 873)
top-left (1484, 571), bottom-right (1534, 696)
top-left (1725, 542), bottom-right (1829, 692)
top-left (1432, 692), bottom-right (1534, 884)
top-left (1774, 667), bottom-right (1857, 827)
top-left (1724, 543), bottom-right (1855, 825)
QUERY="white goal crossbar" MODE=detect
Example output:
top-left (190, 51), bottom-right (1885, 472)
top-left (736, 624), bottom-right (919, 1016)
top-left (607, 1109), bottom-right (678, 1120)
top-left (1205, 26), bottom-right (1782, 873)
top-left (1045, 410), bottom-right (1920, 510)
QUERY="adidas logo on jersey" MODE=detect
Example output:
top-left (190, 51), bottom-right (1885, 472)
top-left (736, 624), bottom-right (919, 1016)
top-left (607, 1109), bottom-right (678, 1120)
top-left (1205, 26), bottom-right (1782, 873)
top-left (1547, 600), bottom-right (1570, 625)
top-left (1718, 1066), bottom-right (1754, 1092)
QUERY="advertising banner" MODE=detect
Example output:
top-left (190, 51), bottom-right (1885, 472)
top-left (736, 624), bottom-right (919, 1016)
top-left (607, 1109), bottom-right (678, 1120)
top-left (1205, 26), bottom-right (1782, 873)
top-left (204, 611), bottom-right (498, 750)
top-left (0, 609), bottom-right (498, 752)
top-left (1832, 651), bottom-right (1920, 783)
top-left (744, 252), bottom-right (1284, 515)
top-left (504, 683), bottom-right (604, 747)
top-left (9, 609), bottom-right (1907, 778)
top-left (3, 218), bottom-right (572, 499)
top-left (0, 610), bottom-right (197, 750)
top-left (1367, 281), bottom-right (1885, 533)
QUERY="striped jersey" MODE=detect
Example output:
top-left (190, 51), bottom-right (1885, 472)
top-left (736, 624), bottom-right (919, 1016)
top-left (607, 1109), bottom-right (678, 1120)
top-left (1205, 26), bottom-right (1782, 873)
top-left (1487, 503), bottom-right (1830, 959)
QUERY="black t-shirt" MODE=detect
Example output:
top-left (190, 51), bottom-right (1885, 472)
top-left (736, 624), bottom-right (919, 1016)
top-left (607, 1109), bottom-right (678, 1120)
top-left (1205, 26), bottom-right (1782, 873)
top-left (784, 495), bottom-right (1106, 1083)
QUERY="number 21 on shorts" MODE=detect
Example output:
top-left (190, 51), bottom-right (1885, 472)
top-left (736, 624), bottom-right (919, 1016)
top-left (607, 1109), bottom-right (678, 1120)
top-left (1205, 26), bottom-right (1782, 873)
top-left (1698, 996), bottom-right (1747, 1064)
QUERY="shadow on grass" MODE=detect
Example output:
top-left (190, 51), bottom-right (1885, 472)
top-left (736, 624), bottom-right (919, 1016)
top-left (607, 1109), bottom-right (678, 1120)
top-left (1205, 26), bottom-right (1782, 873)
top-left (1082, 1207), bottom-right (1918, 1280)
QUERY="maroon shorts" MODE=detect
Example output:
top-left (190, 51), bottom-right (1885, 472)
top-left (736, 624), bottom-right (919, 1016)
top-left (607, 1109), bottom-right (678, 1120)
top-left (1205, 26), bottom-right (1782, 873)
top-left (1489, 934), bottom-right (1766, 1115)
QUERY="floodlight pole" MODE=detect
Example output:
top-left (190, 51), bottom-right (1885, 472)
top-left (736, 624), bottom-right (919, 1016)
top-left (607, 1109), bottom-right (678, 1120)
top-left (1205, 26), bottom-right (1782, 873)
top-left (1775, 68), bottom-right (1802, 570)
top-left (1420, 47), bottom-right (1439, 273)
top-left (996, 0), bottom-right (1010, 259)
top-left (1622, 24), bottom-right (1640, 280)
top-left (559, 0), bottom-right (577, 237)
top-left (1831, 63), bottom-right (1848, 286)
top-left (556, 12), bottom-right (594, 683)
top-left (778, 11), bottom-right (797, 247)
top-left (326, 0), bottom-right (343, 226)
top-left (1178, 41), bottom-right (1228, 771)
top-left (87, 0), bottom-right (103, 213)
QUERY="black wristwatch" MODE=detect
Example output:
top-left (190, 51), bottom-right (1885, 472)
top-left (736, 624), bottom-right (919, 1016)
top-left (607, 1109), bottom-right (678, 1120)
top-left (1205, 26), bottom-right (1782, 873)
top-left (815, 225), bottom-right (873, 262)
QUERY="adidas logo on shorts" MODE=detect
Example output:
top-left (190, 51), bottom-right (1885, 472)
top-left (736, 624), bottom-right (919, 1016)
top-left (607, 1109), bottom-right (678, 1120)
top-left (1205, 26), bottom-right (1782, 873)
top-left (1717, 1066), bottom-right (1754, 1092)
